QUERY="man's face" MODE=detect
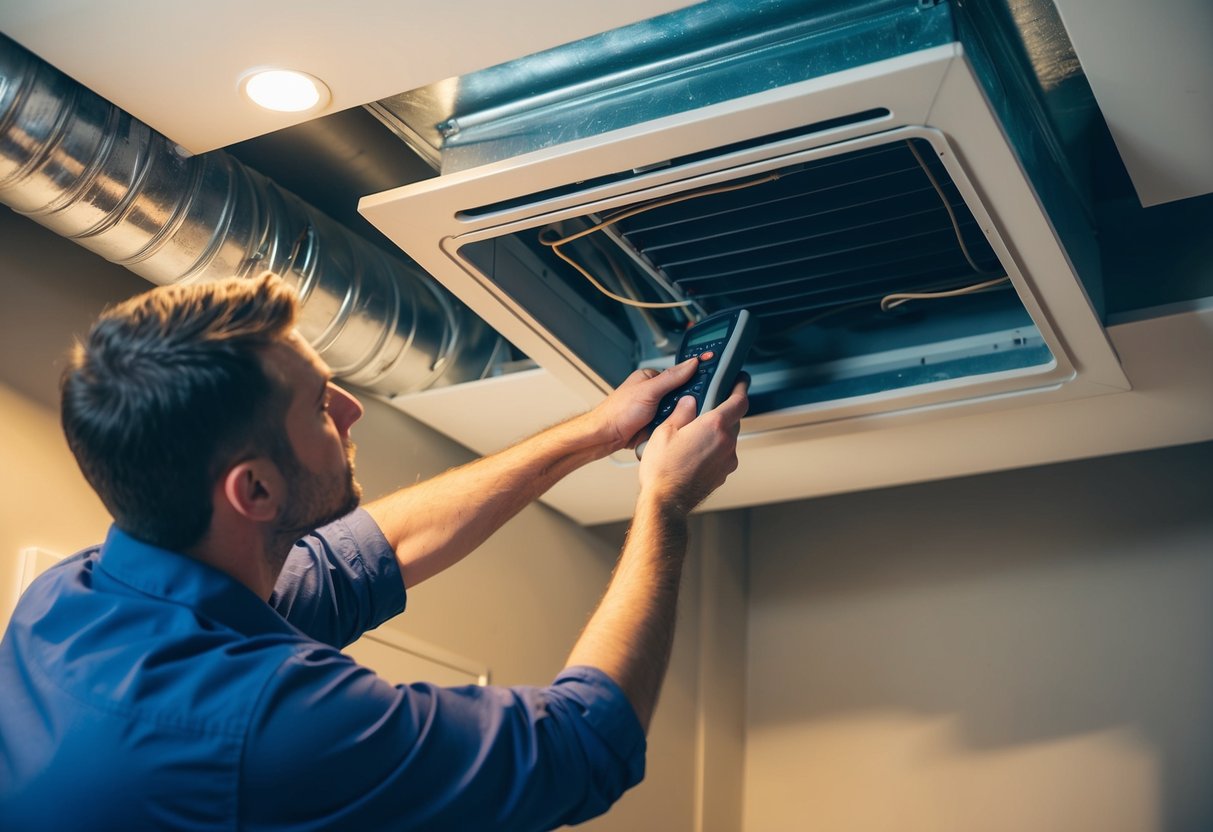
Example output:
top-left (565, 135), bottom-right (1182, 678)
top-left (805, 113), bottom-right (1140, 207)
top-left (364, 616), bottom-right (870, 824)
top-left (264, 332), bottom-right (365, 536)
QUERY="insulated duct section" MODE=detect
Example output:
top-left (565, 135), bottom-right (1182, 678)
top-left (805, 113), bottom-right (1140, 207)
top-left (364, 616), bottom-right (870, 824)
top-left (0, 34), bottom-right (501, 395)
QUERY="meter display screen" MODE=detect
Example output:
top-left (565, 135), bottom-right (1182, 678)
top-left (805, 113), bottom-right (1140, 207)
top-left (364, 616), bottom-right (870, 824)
top-left (687, 322), bottom-right (729, 347)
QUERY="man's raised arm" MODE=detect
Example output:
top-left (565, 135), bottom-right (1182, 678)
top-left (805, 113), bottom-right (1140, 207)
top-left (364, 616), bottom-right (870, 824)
top-left (364, 358), bottom-right (702, 589)
top-left (565, 379), bottom-right (748, 730)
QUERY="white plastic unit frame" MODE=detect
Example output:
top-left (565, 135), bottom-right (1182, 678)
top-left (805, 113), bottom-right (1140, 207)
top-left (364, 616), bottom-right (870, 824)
top-left (360, 44), bottom-right (1131, 521)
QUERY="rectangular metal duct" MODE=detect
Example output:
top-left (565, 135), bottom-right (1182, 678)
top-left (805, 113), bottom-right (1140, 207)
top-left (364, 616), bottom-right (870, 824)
top-left (360, 0), bottom-right (1127, 449)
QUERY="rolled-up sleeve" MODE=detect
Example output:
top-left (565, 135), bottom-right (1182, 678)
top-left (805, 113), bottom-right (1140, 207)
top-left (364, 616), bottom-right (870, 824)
top-left (240, 651), bottom-right (646, 831)
top-left (269, 509), bottom-right (406, 648)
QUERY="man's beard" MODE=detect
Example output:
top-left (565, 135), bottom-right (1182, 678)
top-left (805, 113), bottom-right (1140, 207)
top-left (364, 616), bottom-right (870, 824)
top-left (273, 439), bottom-right (363, 545)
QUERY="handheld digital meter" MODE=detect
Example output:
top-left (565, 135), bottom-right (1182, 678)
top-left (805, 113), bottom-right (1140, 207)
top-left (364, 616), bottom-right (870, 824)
top-left (636, 308), bottom-right (757, 459)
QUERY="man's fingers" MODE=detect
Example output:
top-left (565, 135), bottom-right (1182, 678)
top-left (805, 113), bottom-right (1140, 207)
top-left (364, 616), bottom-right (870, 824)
top-left (649, 358), bottom-right (698, 393)
top-left (713, 376), bottom-right (751, 424)
top-left (620, 367), bottom-right (659, 388)
top-left (663, 394), bottom-right (699, 430)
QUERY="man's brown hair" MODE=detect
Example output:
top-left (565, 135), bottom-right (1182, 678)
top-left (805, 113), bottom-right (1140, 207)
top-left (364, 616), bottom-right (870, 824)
top-left (61, 273), bottom-right (299, 550)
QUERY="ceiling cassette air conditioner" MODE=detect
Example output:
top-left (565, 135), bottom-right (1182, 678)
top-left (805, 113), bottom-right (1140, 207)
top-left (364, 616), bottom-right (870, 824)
top-left (359, 0), bottom-right (1129, 518)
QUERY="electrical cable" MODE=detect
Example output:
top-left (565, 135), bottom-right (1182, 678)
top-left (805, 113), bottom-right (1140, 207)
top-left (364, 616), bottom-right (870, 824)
top-left (901, 139), bottom-right (1001, 279)
top-left (587, 233), bottom-right (685, 344)
top-left (537, 140), bottom-right (1011, 322)
top-left (875, 141), bottom-right (1011, 312)
top-left (538, 173), bottom-right (781, 309)
top-left (880, 276), bottom-right (1011, 311)
top-left (540, 242), bottom-right (693, 309)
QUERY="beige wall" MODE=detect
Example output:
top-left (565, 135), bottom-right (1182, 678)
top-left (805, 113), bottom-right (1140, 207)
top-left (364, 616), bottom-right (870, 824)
top-left (0, 208), bottom-right (149, 631)
top-left (745, 442), bottom-right (1213, 832)
top-left (0, 206), bottom-right (741, 830)
top-left (0, 380), bottom-right (114, 632)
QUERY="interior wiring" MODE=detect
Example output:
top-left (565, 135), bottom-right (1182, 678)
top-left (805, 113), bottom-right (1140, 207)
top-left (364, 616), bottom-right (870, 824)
top-left (873, 140), bottom-right (1011, 313)
top-left (880, 275), bottom-right (1011, 311)
top-left (587, 233), bottom-right (683, 346)
top-left (768, 272), bottom-right (1010, 340)
top-left (539, 238), bottom-right (693, 309)
top-left (538, 173), bottom-right (781, 309)
top-left (901, 139), bottom-right (1001, 279)
top-left (538, 139), bottom-right (1009, 324)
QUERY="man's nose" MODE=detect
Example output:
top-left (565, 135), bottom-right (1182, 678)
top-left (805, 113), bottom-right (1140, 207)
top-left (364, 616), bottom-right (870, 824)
top-left (331, 385), bottom-right (364, 434)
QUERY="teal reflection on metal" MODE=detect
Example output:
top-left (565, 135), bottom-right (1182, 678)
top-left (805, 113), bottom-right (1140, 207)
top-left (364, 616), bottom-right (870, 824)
top-left (396, 0), bottom-right (956, 172)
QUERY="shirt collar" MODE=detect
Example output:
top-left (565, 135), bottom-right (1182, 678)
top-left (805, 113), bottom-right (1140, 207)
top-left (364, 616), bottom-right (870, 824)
top-left (96, 525), bottom-right (297, 639)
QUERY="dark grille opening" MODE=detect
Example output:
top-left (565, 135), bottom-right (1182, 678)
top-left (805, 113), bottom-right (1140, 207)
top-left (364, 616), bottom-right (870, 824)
top-left (459, 135), bottom-right (1051, 401)
top-left (608, 138), bottom-right (1005, 340)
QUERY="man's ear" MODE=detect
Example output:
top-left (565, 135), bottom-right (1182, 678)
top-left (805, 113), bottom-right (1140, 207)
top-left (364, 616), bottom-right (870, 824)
top-left (221, 458), bottom-right (284, 523)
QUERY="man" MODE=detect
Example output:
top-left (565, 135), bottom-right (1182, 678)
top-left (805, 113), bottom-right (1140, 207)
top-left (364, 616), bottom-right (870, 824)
top-left (0, 273), bottom-right (748, 830)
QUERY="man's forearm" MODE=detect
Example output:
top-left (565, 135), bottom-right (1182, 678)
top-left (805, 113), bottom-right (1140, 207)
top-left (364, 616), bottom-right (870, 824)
top-left (364, 361), bottom-right (704, 590)
top-left (565, 493), bottom-right (690, 732)
top-left (562, 376), bottom-right (748, 733)
top-left (364, 411), bottom-right (612, 588)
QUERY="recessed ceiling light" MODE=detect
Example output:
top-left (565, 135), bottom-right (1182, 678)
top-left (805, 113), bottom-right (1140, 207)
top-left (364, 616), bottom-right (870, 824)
top-left (241, 69), bottom-right (330, 113)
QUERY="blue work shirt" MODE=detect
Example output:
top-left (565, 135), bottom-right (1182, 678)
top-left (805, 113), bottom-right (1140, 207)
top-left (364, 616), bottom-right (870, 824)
top-left (0, 509), bottom-right (645, 830)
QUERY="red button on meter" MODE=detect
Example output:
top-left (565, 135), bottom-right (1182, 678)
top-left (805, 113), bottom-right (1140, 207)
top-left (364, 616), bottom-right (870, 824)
top-left (699, 351), bottom-right (715, 362)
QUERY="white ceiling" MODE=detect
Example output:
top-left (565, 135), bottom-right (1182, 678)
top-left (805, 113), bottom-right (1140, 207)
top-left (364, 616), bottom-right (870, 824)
top-left (0, 0), bottom-right (696, 154)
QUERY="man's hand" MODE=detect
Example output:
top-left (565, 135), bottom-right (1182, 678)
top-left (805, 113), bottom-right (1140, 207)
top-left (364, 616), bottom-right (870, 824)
top-left (636, 374), bottom-right (749, 512)
top-left (583, 358), bottom-right (701, 454)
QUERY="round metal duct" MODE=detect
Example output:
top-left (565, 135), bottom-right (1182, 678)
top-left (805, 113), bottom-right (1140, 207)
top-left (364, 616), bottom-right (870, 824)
top-left (0, 33), bottom-right (501, 395)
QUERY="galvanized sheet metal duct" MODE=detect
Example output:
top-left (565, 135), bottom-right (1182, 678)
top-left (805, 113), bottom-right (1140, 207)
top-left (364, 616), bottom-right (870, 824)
top-left (0, 34), bottom-right (500, 395)
top-left (370, 0), bottom-right (948, 174)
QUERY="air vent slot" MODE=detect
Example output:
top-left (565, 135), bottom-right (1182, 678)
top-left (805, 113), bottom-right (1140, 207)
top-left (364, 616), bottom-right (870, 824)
top-left (457, 108), bottom-right (890, 219)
